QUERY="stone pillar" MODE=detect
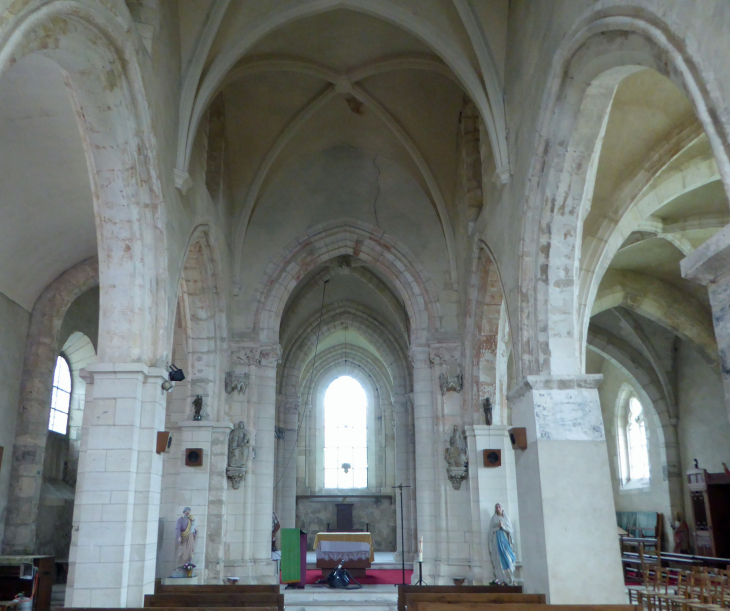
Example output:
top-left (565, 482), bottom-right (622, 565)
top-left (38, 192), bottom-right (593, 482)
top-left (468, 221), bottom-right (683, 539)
top-left (393, 394), bottom-right (415, 563)
top-left (274, 400), bottom-right (298, 530)
top-left (410, 346), bottom-right (437, 581)
top-left (681, 227), bottom-right (730, 425)
top-left (465, 425), bottom-right (520, 585)
top-left (507, 375), bottom-right (624, 603)
top-left (65, 363), bottom-right (166, 607)
top-left (232, 344), bottom-right (280, 583)
top-left (158, 421), bottom-right (230, 583)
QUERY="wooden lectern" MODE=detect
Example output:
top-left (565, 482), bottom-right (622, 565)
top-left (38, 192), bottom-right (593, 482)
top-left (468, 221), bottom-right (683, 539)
top-left (280, 528), bottom-right (306, 588)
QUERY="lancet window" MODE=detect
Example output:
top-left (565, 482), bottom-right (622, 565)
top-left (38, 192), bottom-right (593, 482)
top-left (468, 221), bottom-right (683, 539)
top-left (323, 375), bottom-right (368, 489)
top-left (626, 396), bottom-right (650, 482)
top-left (48, 355), bottom-right (71, 434)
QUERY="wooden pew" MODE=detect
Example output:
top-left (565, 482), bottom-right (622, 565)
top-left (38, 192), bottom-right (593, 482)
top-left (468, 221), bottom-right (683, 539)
top-left (405, 593), bottom-right (546, 611)
top-left (143, 594), bottom-right (283, 610)
top-left (154, 585), bottom-right (279, 595)
top-left (63, 607), bottom-right (279, 611)
top-left (409, 605), bottom-right (637, 611)
top-left (398, 586), bottom-right (526, 611)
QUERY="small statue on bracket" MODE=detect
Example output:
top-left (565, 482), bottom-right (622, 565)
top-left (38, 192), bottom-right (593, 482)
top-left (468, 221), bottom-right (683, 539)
top-left (444, 425), bottom-right (468, 490)
top-left (482, 397), bottom-right (493, 426)
top-left (227, 421), bottom-right (250, 489)
top-left (192, 395), bottom-right (203, 421)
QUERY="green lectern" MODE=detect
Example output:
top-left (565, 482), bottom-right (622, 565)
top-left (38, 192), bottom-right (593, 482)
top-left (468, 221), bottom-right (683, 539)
top-left (280, 528), bottom-right (306, 588)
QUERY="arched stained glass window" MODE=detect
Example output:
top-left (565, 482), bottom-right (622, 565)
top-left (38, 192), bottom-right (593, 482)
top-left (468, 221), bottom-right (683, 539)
top-left (48, 356), bottom-right (71, 434)
top-left (324, 376), bottom-right (367, 489)
top-left (626, 396), bottom-right (650, 482)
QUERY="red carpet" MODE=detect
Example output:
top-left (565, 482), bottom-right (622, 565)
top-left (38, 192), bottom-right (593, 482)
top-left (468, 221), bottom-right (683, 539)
top-left (296, 569), bottom-right (413, 585)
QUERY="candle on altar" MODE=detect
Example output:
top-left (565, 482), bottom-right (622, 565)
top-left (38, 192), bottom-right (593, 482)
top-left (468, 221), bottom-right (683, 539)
top-left (418, 536), bottom-right (423, 562)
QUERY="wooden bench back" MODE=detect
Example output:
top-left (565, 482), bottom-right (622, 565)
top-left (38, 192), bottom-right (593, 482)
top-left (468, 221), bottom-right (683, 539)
top-left (144, 594), bottom-right (282, 608)
top-left (63, 607), bottom-right (279, 611)
top-left (155, 585), bottom-right (279, 595)
top-left (409, 604), bottom-right (638, 611)
top-left (405, 593), bottom-right (545, 611)
top-left (397, 586), bottom-right (527, 611)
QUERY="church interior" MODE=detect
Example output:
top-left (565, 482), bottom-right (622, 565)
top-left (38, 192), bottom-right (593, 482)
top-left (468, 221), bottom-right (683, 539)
top-left (1, 0), bottom-right (730, 608)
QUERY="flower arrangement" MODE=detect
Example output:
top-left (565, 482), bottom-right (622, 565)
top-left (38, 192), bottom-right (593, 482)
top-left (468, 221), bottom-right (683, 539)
top-left (488, 579), bottom-right (507, 586)
top-left (181, 562), bottom-right (196, 571)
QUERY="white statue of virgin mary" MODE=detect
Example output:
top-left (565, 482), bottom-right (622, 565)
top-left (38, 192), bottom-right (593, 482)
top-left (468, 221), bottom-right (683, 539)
top-left (488, 502), bottom-right (516, 584)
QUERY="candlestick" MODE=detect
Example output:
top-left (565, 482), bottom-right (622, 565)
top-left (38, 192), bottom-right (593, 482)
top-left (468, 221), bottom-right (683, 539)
top-left (418, 535), bottom-right (423, 562)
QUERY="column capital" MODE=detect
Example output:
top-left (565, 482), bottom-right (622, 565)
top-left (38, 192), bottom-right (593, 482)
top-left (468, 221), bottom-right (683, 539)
top-left (81, 362), bottom-right (167, 383)
top-left (508, 374), bottom-right (605, 442)
top-left (507, 374), bottom-right (602, 401)
top-left (409, 344), bottom-right (431, 367)
top-left (681, 222), bottom-right (730, 285)
top-left (230, 343), bottom-right (282, 368)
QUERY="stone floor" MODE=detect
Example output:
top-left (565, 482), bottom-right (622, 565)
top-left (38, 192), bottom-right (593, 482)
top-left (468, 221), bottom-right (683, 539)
top-left (282, 584), bottom-right (398, 611)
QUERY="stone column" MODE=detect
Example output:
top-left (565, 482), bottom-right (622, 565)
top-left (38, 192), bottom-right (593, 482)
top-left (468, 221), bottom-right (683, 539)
top-left (465, 425), bottom-right (520, 584)
top-left (158, 420), bottom-right (230, 584)
top-left (65, 363), bottom-right (167, 607)
top-left (681, 227), bottom-right (730, 425)
top-left (410, 346), bottom-right (437, 582)
top-left (274, 399), bottom-right (298, 530)
top-left (507, 375), bottom-right (624, 603)
top-left (233, 344), bottom-right (280, 583)
top-left (393, 394), bottom-right (415, 563)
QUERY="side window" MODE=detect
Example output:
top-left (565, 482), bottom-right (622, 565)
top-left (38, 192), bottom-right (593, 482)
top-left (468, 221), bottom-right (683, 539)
top-left (48, 355), bottom-right (71, 434)
top-left (625, 395), bottom-right (650, 483)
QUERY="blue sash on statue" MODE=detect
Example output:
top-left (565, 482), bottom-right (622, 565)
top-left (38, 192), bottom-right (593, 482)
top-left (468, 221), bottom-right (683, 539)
top-left (496, 529), bottom-right (515, 570)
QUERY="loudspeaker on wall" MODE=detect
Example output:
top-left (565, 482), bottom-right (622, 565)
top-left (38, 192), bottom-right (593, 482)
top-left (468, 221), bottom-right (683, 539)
top-left (508, 427), bottom-right (528, 450)
top-left (156, 432), bottom-right (172, 454)
top-left (185, 448), bottom-right (203, 467)
top-left (483, 449), bottom-right (502, 468)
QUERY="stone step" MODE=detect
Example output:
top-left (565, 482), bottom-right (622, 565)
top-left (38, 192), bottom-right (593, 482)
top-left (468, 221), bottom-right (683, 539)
top-left (283, 586), bottom-right (398, 611)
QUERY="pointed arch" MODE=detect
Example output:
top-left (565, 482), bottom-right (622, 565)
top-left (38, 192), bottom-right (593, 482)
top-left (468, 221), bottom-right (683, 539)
top-left (0, 1), bottom-right (169, 364)
top-left (517, 6), bottom-right (730, 379)
top-left (250, 219), bottom-right (440, 344)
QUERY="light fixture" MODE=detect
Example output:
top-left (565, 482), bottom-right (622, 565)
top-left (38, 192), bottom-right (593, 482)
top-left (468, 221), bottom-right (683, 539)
top-left (167, 363), bottom-right (185, 382)
top-left (161, 380), bottom-right (174, 393)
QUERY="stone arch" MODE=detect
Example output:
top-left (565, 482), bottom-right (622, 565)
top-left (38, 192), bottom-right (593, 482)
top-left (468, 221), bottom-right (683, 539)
top-left (280, 301), bottom-right (410, 398)
top-left (301, 358), bottom-right (391, 493)
top-left (592, 271), bottom-right (717, 363)
top-left (587, 330), bottom-right (681, 516)
top-left (251, 219), bottom-right (439, 345)
top-left (579, 145), bottom-right (721, 365)
top-left (61, 331), bottom-right (98, 489)
top-left (517, 6), bottom-right (730, 379)
top-left (0, 1), bottom-right (168, 365)
top-left (279, 266), bottom-right (409, 343)
top-left (3, 257), bottom-right (98, 554)
top-left (33, 331), bottom-right (96, 561)
top-left (298, 345), bottom-right (396, 408)
top-left (174, 225), bottom-right (228, 421)
top-left (464, 242), bottom-right (510, 423)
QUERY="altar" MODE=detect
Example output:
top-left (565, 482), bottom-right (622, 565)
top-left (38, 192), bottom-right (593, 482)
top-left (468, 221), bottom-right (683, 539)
top-left (313, 532), bottom-right (374, 576)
